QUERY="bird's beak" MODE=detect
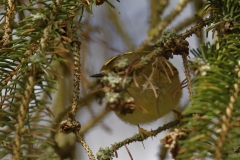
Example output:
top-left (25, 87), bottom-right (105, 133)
top-left (90, 73), bottom-right (106, 78)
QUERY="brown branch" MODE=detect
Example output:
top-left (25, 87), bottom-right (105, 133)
top-left (97, 120), bottom-right (180, 160)
top-left (80, 109), bottom-right (109, 135)
top-left (71, 41), bottom-right (81, 116)
top-left (59, 41), bottom-right (96, 159)
top-left (0, 0), bottom-right (14, 45)
top-left (1, 65), bottom-right (19, 86)
top-left (181, 15), bottom-right (207, 39)
top-left (13, 76), bottom-right (35, 160)
top-left (148, 0), bottom-right (168, 28)
top-left (215, 69), bottom-right (240, 160)
top-left (75, 132), bottom-right (96, 160)
top-left (113, 120), bottom-right (180, 149)
top-left (1, 49), bottom-right (33, 110)
top-left (59, 40), bottom-right (95, 160)
top-left (137, 0), bottom-right (191, 51)
top-left (182, 52), bottom-right (193, 100)
top-left (51, 83), bottom-right (104, 138)
top-left (175, 16), bottom-right (196, 32)
top-left (124, 144), bottom-right (133, 160)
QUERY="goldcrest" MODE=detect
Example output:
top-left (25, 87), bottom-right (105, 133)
top-left (92, 51), bottom-right (182, 125)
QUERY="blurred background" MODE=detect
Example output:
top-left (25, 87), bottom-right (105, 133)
top-left (68, 0), bottom-right (203, 159)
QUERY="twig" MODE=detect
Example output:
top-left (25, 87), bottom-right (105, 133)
top-left (215, 68), bottom-right (240, 160)
top-left (182, 52), bottom-right (193, 100)
top-left (71, 41), bottom-right (81, 116)
top-left (75, 133), bottom-right (96, 160)
top-left (175, 16), bottom-right (196, 32)
top-left (51, 84), bottom-right (105, 138)
top-left (96, 120), bottom-right (180, 160)
top-left (13, 76), bottom-right (35, 160)
top-left (137, 0), bottom-right (191, 51)
top-left (59, 41), bottom-right (96, 160)
top-left (114, 120), bottom-right (179, 149)
top-left (71, 41), bottom-right (96, 159)
top-left (124, 144), bottom-right (133, 160)
top-left (148, 0), bottom-right (168, 28)
top-left (0, 0), bottom-right (14, 45)
top-left (181, 15), bottom-right (207, 39)
top-left (80, 109), bottom-right (109, 135)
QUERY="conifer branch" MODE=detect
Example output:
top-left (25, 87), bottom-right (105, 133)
top-left (181, 52), bottom-right (193, 100)
top-left (215, 68), bottom-right (240, 159)
top-left (75, 133), bottom-right (96, 160)
top-left (13, 76), bottom-right (35, 160)
top-left (1, 0), bottom-right (14, 45)
top-left (96, 120), bottom-right (180, 160)
top-left (71, 41), bottom-right (81, 116)
top-left (137, 0), bottom-right (191, 51)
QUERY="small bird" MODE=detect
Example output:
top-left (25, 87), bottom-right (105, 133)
top-left (91, 51), bottom-right (182, 125)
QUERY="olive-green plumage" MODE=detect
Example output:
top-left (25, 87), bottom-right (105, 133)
top-left (100, 51), bottom-right (182, 125)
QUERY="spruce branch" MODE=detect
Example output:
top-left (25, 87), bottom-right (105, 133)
top-left (1, 48), bottom-right (32, 88)
top-left (75, 133), bottom-right (96, 160)
top-left (174, 16), bottom-right (196, 32)
top-left (96, 120), bottom-right (180, 160)
top-left (137, 0), bottom-right (191, 51)
top-left (0, 0), bottom-right (121, 159)
top-left (59, 41), bottom-right (96, 160)
top-left (148, 0), bottom-right (168, 29)
top-left (71, 41), bottom-right (81, 116)
top-left (181, 52), bottom-right (192, 100)
top-left (181, 15), bottom-right (207, 39)
top-left (215, 64), bottom-right (240, 160)
top-left (59, 23), bottom-right (95, 160)
top-left (13, 76), bottom-right (35, 160)
top-left (0, 0), bottom-right (14, 45)
top-left (177, 1), bottom-right (240, 158)
top-left (72, 41), bottom-right (96, 160)
top-left (80, 109), bottom-right (109, 135)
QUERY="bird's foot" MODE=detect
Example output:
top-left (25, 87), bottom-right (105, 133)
top-left (138, 124), bottom-right (154, 139)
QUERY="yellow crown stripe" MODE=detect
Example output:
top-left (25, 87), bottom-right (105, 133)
top-left (104, 56), bottom-right (118, 66)
top-left (123, 51), bottom-right (133, 55)
top-left (104, 51), bottom-right (133, 66)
